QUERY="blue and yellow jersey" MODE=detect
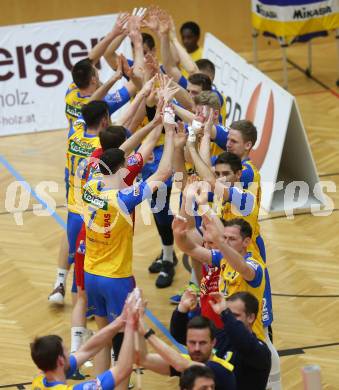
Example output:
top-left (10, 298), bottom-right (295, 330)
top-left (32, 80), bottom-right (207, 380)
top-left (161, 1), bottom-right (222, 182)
top-left (32, 355), bottom-right (115, 390)
top-left (216, 186), bottom-right (263, 264)
top-left (181, 353), bottom-right (233, 372)
top-left (212, 85), bottom-right (227, 126)
top-left (82, 178), bottom-right (151, 278)
top-left (65, 83), bottom-right (91, 128)
top-left (241, 158), bottom-right (261, 208)
top-left (65, 82), bottom-right (131, 128)
top-left (66, 120), bottom-right (100, 214)
top-left (211, 250), bottom-right (266, 341)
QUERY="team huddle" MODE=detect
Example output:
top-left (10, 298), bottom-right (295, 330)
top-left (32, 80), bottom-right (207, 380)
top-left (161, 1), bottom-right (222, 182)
top-left (31, 7), bottom-right (282, 390)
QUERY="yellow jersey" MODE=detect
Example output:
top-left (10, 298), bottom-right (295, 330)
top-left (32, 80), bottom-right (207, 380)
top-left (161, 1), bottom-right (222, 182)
top-left (211, 250), bottom-right (266, 341)
top-left (32, 355), bottom-right (115, 390)
top-left (65, 83), bottom-right (91, 127)
top-left (82, 178), bottom-right (151, 278)
top-left (66, 121), bottom-right (100, 214)
top-left (217, 186), bottom-right (263, 263)
top-left (241, 158), bottom-right (262, 209)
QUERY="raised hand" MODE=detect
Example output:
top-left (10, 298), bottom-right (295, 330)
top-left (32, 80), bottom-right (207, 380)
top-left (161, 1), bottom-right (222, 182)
top-left (178, 288), bottom-right (198, 313)
top-left (174, 121), bottom-right (188, 149)
top-left (142, 5), bottom-right (161, 33)
top-left (141, 75), bottom-right (156, 97)
top-left (202, 108), bottom-right (214, 137)
top-left (129, 7), bottom-right (147, 31)
top-left (112, 13), bottom-right (130, 36)
top-left (202, 213), bottom-right (224, 243)
top-left (114, 55), bottom-right (124, 80)
top-left (172, 215), bottom-right (189, 236)
top-left (145, 53), bottom-right (160, 77)
top-left (208, 292), bottom-right (227, 315)
top-left (158, 74), bottom-right (180, 103)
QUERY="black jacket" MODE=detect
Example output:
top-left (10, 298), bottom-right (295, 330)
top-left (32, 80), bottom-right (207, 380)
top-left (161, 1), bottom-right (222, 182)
top-left (170, 308), bottom-right (271, 390)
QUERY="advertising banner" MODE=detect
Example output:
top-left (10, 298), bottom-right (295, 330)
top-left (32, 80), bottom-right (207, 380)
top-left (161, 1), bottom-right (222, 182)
top-left (203, 33), bottom-right (323, 211)
top-left (0, 14), bottom-right (131, 136)
top-left (251, 0), bottom-right (339, 39)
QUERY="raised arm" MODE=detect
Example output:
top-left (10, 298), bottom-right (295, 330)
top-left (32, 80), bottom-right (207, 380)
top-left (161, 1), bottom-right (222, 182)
top-left (110, 293), bottom-right (139, 386)
top-left (88, 56), bottom-right (123, 102)
top-left (186, 139), bottom-right (216, 186)
top-left (119, 100), bottom-right (163, 156)
top-left (173, 104), bottom-right (195, 123)
top-left (73, 310), bottom-right (124, 366)
top-left (137, 124), bottom-right (163, 162)
top-left (171, 35), bottom-right (199, 75)
top-left (146, 114), bottom-right (174, 185)
top-left (89, 13), bottom-right (129, 65)
top-left (172, 215), bottom-right (212, 264)
top-left (203, 214), bottom-right (256, 281)
top-left (116, 76), bottom-right (155, 128)
top-left (159, 20), bottom-right (182, 83)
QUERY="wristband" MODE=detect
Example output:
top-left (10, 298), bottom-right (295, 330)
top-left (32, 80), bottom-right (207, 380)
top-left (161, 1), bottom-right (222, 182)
top-left (144, 328), bottom-right (155, 340)
top-left (187, 126), bottom-right (196, 142)
top-left (191, 119), bottom-right (202, 131)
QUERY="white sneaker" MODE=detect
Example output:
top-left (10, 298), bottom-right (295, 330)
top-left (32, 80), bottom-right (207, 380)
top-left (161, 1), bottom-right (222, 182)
top-left (48, 284), bottom-right (65, 305)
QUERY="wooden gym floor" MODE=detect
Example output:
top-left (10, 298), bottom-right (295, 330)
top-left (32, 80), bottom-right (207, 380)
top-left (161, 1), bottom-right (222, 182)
top-left (0, 41), bottom-right (338, 390)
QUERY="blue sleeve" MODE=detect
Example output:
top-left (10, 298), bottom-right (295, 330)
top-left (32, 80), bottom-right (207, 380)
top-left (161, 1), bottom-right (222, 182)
top-left (245, 259), bottom-right (263, 288)
top-left (125, 128), bottom-right (132, 138)
top-left (211, 156), bottom-right (217, 167)
top-left (178, 75), bottom-right (188, 89)
top-left (228, 187), bottom-right (254, 217)
top-left (241, 163), bottom-right (254, 190)
top-left (117, 180), bottom-right (152, 214)
top-left (65, 355), bottom-right (77, 378)
top-left (211, 249), bottom-right (223, 268)
top-left (104, 86), bottom-right (130, 115)
top-left (213, 125), bottom-right (228, 150)
top-left (73, 370), bottom-right (115, 390)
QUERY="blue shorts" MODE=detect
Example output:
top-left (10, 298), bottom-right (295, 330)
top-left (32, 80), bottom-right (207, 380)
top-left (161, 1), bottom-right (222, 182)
top-left (67, 211), bottom-right (83, 265)
top-left (84, 272), bottom-right (135, 322)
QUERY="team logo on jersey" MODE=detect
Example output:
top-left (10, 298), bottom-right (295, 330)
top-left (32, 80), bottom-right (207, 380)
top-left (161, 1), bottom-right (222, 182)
top-left (69, 140), bottom-right (95, 157)
top-left (105, 91), bottom-right (122, 103)
top-left (65, 103), bottom-right (82, 118)
top-left (83, 189), bottom-right (108, 210)
top-left (127, 154), bottom-right (140, 166)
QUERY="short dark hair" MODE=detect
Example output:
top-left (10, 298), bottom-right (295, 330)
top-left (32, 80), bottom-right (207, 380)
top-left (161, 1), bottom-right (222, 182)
top-left (188, 73), bottom-right (212, 91)
top-left (215, 152), bottom-right (242, 173)
top-left (99, 148), bottom-right (125, 175)
top-left (142, 32), bottom-right (155, 50)
top-left (180, 21), bottom-right (200, 38)
top-left (227, 291), bottom-right (259, 319)
top-left (30, 335), bottom-right (64, 372)
top-left (187, 316), bottom-right (216, 340)
top-left (196, 59), bottom-right (215, 77)
top-left (81, 101), bottom-right (108, 128)
top-left (99, 126), bottom-right (127, 151)
top-left (180, 365), bottom-right (215, 390)
top-left (230, 120), bottom-right (257, 148)
top-left (221, 218), bottom-right (253, 240)
top-left (72, 58), bottom-right (95, 89)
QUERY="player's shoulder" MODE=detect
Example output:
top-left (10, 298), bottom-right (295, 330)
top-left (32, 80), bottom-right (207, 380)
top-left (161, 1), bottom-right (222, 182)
top-left (65, 82), bottom-right (79, 99)
top-left (245, 253), bottom-right (262, 270)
